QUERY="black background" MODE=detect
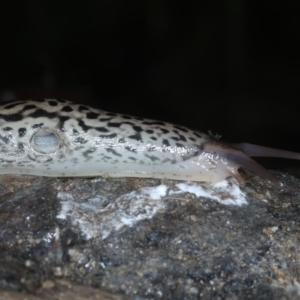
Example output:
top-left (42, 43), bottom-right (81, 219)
top-left (1, 1), bottom-right (300, 173)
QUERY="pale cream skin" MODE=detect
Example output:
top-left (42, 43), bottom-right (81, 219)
top-left (0, 99), bottom-right (299, 186)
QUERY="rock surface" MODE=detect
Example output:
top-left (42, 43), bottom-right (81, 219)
top-left (0, 173), bottom-right (300, 299)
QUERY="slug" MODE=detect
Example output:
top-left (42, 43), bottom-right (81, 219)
top-left (0, 98), bottom-right (299, 186)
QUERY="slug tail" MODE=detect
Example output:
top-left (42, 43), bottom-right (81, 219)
top-left (235, 143), bottom-right (300, 160)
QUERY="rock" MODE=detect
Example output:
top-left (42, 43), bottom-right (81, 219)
top-left (0, 172), bottom-right (300, 299)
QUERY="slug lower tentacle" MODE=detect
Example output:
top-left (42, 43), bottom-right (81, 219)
top-left (0, 98), bottom-right (298, 185)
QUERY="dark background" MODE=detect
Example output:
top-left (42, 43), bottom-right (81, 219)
top-left (1, 1), bottom-right (300, 174)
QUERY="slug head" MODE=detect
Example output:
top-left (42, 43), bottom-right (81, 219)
top-left (204, 141), bottom-right (285, 187)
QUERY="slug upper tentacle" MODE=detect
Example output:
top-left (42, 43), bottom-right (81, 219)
top-left (0, 98), bottom-right (298, 185)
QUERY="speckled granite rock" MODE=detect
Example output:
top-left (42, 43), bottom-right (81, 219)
top-left (0, 173), bottom-right (300, 299)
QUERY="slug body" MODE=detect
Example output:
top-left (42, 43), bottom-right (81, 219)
top-left (0, 99), bottom-right (299, 185)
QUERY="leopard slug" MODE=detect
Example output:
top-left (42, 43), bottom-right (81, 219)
top-left (0, 98), bottom-right (299, 185)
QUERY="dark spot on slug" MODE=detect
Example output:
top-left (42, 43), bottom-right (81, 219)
top-left (148, 146), bottom-right (156, 152)
top-left (73, 129), bottom-right (79, 136)
top-left (18, 128), bottom-right (27, 137)
top-left (2, 127), bottom-right (13, 131)
top-left (174, 125), bottom-right (188, 133)
top-left (3, 102), bottom-right (23, 109)
top-left (86, 112), bottom-right (98, 119)
top-left (173, 130), bottom-right (187, 142)
top-left (145, 153), bottom-right (160, 162)
top-left (151, 136), bottom-right (157, 141)
top-left (125, 146), bottom-right (137, 153)
top-left (176, 143), bottom-right (185, 148)
top-left (32, 123), bottom-right (44, 129)
top-left (181, 147), bottom-right (201, 161)
top-left (189, 137), bottom-right (196, 142)
top-left (0, 113), bottom-right (24, 122)
top-left (193, 131), bottom-right (202, 138)
top-left (128, 156), bottom-right (137, 161)
top-left (162, 158), bottom-right (176, 164)
top-left (133, 125), bottom-right (143, 132)
top-left (61, 106), bottom-right (73, 112)
top-left (99, 117), bottom-right (113, 122)
top-left (101, 155), bottom-right (111, 160)
top-left (29, 109), bottom-right (57, 119)
top-left (162, 139), bottom-right (170, 147)
top-left (107, 122), bottom-right (122, 128)
top-left (27, 154), bottom-right (36, 161)
top-left (106, 148), bottom-right (122, 157)
top-left (82, 148), bottom-right (97, 158)
top-left (99, 133), bottom-right (118, 139)
top-left (23, 104), bottom-right (37, 111)
top-left (78, 105), bottom-right (89, 112)
top-left (48, 100), bottom-right (58, 106)
top-left (171, 136), bottom-right (180, 141)
top-left (160, 128), bottom-right (169, 134)
top-left (145, 130), bottom-right (154, 134)
top-left (118, 138), bottom-right (126, 143)
top-left (74, 137), bottom-right (88, 144)
top-left (128, 133), bottom-right (142, 142)
top-left (96, 127), bottom-right (109, 133)
top-left (178, 134), bottom-right (187, 142)
top-left (77, 119), bottom-right (109, 133)
top-left (58, 116), bottom-right (70, 131)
